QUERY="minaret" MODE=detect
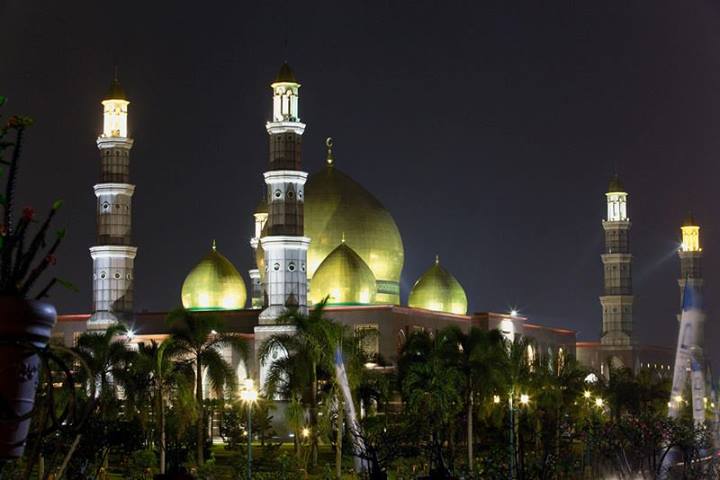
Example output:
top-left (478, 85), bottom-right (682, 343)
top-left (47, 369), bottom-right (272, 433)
top-left (678, 213), bottom-right (703, 305)
top-left (599, 175), bottom-right (633, 346)
top-left (88, 72), bottom-right (137, 329)
top-left (257, 63), bottom-right (310, 323)
top-left (249, 197), bottom-right (268, 309)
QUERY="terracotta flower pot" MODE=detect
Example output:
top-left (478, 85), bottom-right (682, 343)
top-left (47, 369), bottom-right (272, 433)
top-left (0, 296), bottom-right (57, 459)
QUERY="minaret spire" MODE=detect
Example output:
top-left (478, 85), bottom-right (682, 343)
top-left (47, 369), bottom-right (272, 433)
top-left (599, 174), bottom-right (633, 346)
top-left (258, 62), bottom-right (310, 322)
top-left (88, 71), bottom-right (138, 329)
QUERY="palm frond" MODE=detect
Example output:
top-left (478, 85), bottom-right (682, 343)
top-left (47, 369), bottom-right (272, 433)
top-left (201, 347), bottom-right (235, 397)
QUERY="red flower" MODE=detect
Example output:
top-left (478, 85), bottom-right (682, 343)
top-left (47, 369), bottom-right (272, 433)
top-left (46, 255), bottom-right (57, 266)
top-left (22, 207), bottom-right (34, 221)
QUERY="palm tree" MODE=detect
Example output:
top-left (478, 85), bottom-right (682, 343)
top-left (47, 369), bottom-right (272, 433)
top-left (439, 326), bottom-right (507, 472)
top-left (500, 336), bottom-right (533, 479)
top-left (166, 308), bottom-right (249, 466)
top-left (528, 354), bottom-right (586, 476)
top-left (73, 324), bottom-right (133, 415)
top-left (286, 395), bottom-right (305, 458)
top-left (398, 329), bottom-right (464, 476)
top-left (123, 339), bottom-right (194, 474)
top-left (258, 300), bottom-right (353, 469)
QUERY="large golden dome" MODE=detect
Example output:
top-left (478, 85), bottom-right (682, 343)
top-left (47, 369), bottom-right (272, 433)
top-left (310, 243), bottom-right (377, 305)
top-left (182, 242), bottom-right (247, 311)
top-left (408, 256), bottom-right (468, 315)
top-left (304, 161), bottom-right (404, 304)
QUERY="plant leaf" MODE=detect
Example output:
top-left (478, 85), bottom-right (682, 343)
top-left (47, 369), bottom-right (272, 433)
top-left (0, 96), bottom-right (5, 107)
top-left (56, 228), bottom-right (66, 239)
top-left (52, 199), bottom-right (63, 210)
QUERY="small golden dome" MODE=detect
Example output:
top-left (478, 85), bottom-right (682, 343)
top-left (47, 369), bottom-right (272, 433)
top-left (408, 256), bottom-right (468, 315)
top-left (310, 243), bottom-right (377, 306)
top-left (181, 241), bottom-right (247, 311)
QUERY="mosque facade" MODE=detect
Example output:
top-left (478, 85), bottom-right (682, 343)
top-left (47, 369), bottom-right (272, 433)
top-left (52, 63), bottom-right (691, 384)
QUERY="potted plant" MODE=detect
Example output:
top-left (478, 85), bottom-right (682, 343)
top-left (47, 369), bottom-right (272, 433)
top-left (0, 96), bottom-right (70, 459)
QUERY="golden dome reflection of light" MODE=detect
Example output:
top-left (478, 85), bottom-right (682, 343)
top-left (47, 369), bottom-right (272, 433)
top-left (408, 255), bottom-right (468, 315)
top-left (182, 241), bottom-right (247, 311)
top-left (303, 142), bottom-right (404, 304)
top-left (310, 243), bottom-right (377, 306)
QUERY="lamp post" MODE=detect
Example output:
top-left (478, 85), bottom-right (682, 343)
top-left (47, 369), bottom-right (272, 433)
top-left (240, 378), bottom-right (258, 480)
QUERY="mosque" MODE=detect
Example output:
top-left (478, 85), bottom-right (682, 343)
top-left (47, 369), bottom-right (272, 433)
top-left (53, 63), bottom-right (697, 384)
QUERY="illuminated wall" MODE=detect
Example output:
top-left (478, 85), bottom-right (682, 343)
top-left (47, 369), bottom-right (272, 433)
top-left (606, 191), bottom-right (628, 222)
top-left (681, 225), bottom-right (701, 253)
top-left (101, 99), bottom-right (129, 138)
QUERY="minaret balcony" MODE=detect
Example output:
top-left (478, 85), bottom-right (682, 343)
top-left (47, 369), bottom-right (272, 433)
top-left (97, 136), bottom-right (134, 150)
top-left (94, 183), bottom-right (136, 198)
top-left (265, 120), bottom-right (306, 135)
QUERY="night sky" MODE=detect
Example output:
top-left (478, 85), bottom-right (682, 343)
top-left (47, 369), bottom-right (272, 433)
top-left (2, 1), bottom-right (719, 360)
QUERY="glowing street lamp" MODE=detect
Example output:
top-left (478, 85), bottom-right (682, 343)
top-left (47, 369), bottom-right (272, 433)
top-left (594, 397), bottom-right (604, 408)
top-left (240, 379), bottom-right (258, 480)
top-left (301, 427), bottom-right (310, 439)
top-left (583, 390), bottom-right (592, 399)
top-left (509, 392), bottom-right (530, 479)
top-left (493, 395), bottom-right (501, 404)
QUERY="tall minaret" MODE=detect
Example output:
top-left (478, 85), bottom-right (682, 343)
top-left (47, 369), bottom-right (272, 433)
top-left (678, 213), bottom-right (703, 306)
top-left (599, 175), bottom-right (633, 346)
top-left (257, 63), bottom-right (310, 323)
top-left (88, 72), bottom-right (137, 329)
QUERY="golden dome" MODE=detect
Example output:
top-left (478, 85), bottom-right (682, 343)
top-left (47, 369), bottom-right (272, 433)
top-left (182, 242), bottom-right (247, 311)
top-left (304, 160), bottom-right (404, 304)
top-left (408, 256), bottom-right (468, 315)
top-left (310, 243), bottom-right (376, 305)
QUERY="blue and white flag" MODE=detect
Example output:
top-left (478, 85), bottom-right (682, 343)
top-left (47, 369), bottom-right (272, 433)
top-left (334, 346), bottom-right (368, 473)
top-left (669, 283), bottom-right (705, 422)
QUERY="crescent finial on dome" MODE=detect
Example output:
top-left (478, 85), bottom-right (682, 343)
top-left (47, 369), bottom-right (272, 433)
top-left (326, 137), bottom-right (334, 166)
